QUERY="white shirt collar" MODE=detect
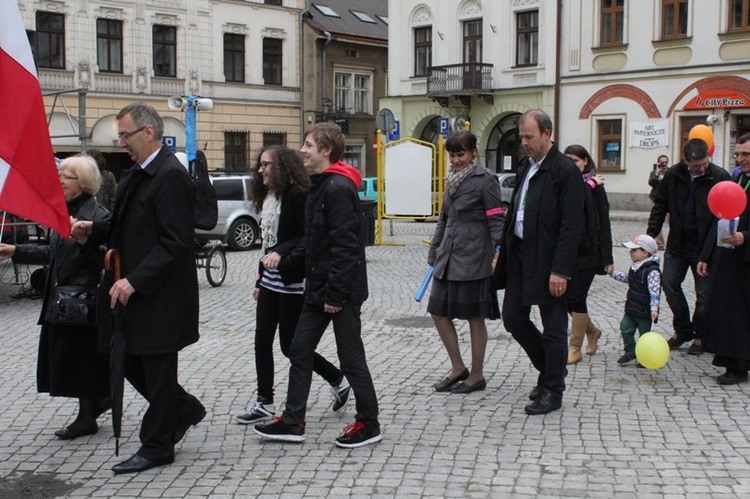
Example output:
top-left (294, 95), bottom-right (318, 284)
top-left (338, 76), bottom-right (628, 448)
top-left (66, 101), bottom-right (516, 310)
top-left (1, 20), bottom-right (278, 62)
top-left (139, 148), bottom-right (161, 170)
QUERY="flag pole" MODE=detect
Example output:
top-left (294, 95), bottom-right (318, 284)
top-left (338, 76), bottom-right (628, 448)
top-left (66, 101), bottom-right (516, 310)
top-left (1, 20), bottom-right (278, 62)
top-left (0, 211), bottom-right (6, 242)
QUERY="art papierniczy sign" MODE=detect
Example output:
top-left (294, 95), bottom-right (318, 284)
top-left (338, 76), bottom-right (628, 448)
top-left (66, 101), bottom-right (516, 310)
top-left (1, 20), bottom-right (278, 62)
top-left (630, 120), bottom-right (668, 149)
top-left (685, 89), bottom-right (749, 110)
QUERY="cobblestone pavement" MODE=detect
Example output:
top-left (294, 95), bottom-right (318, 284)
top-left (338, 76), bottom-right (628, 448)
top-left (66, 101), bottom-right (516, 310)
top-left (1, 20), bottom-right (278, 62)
top-left (2, 215), bottom-right (750, 498)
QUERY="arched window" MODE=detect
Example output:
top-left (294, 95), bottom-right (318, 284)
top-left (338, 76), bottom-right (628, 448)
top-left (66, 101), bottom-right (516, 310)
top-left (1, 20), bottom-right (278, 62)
top-left (485, 113), bottom-right (524, 173)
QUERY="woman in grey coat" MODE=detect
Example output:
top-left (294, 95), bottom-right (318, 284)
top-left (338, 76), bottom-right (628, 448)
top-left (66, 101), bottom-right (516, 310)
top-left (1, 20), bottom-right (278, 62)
top-left (428, 131), bottom-right (505, 394)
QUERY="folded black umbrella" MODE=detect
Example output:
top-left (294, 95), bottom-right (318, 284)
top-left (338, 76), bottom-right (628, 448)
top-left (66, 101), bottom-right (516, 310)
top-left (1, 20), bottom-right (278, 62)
top-left (104, 249), bottom-right (127, 456)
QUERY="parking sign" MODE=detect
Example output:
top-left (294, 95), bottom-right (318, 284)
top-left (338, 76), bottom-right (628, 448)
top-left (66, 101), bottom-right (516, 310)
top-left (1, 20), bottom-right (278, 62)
top-left (162, 135), bottom-right (177, 153)
top-left (389, 120), bottom-right (400, 141)
top-left (438, 118), bottom-right (450, 139)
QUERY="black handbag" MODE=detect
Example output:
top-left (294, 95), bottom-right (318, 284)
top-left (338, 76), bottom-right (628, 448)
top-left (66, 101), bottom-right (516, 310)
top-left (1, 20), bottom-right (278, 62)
top-left (45, 285), bottom-right (99, 326)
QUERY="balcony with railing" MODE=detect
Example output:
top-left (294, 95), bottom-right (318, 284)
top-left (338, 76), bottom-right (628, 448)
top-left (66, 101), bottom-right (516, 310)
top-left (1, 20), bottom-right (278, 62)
top-left (426, 63), bottom-right (494, 95)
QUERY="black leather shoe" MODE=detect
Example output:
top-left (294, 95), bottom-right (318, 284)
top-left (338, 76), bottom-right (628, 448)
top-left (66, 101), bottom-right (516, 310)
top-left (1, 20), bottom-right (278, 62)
top-left (450, 378), bottom-right (486, 394)
top-left (528, 385), bottom-right (542, 400)
top-left (667, 332), bottom-right (691, 350)
top-left (54, 421), bottom-right (98, 440)
top-left (112, 454), bottom-right (174, 474)
top-left (524, 389), bottom-right (562, 415)
top-left (717, 370), bottom-right (748, 385)
top-left (434, 368), bottom-right (469, 392)
top-left (175, 404), bottom-right (207, 444)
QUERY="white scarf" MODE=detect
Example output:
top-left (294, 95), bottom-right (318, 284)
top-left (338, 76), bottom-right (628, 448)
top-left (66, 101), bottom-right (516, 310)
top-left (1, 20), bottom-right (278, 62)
top-left (260, 194), bottom-right (281, 252)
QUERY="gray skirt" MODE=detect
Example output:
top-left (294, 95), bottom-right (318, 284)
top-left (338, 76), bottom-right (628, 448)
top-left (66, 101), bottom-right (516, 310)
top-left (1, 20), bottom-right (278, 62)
top-left (427, 276), bottom-right (500, 320)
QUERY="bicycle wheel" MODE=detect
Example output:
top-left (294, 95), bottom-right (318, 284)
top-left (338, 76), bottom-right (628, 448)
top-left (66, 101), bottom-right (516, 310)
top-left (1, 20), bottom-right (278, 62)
top-left (205, 246), bottom-right (227, 287)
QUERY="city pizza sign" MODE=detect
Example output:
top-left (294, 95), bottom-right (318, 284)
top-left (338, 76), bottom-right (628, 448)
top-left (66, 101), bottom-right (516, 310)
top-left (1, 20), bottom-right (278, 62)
top-left (685, 89), bottom-right (749, 110)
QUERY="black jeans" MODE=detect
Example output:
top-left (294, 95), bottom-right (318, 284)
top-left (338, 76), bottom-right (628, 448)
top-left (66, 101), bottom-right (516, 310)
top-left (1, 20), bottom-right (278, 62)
top-left (662, 249), bottom-right (710, 340)
top-left (254, 286), bottom-right (342, 401)
top-left (282, 301), bottom-right (379, 425)
top-left (502, 244), bottom-right (569, 395)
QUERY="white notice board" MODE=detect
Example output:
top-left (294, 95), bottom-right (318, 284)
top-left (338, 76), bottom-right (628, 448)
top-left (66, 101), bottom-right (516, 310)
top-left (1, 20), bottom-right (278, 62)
top-left (384, 141), bottom-right (433, 216)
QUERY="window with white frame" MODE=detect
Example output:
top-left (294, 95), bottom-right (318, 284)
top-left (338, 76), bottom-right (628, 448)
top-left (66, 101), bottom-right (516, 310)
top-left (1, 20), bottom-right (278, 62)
top-left (729, 0), bottom-right (750, 31)
top-left (414, 26), bottom-right (432, 77)
top-left (516, 10), bottom-right (538, 66)
top-left (600, 0), bottom-right (625, 46)
top-left (662, 0), bottom-right (688, 39)
top-left (597, 118), bottom-right (623, 170)
top-left (334, 70), bottom-right (372, 114)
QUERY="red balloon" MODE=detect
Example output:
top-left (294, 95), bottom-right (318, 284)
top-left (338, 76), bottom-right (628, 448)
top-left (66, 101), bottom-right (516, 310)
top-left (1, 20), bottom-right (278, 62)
top-left (709, 144), bottom-right (715, 158)
top-left (708, 181), bottom-right (747, 219)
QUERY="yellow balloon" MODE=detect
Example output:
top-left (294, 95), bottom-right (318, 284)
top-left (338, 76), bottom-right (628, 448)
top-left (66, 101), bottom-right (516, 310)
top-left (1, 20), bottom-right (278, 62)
top-left (635, 332), bottom-right (670, 369)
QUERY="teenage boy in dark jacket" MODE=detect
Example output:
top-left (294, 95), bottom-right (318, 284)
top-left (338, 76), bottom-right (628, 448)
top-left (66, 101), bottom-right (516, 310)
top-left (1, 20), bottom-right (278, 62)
top-left (647, 138), bottom-right (730, 354)
top-left (254, 122), bottom-right (381, 448)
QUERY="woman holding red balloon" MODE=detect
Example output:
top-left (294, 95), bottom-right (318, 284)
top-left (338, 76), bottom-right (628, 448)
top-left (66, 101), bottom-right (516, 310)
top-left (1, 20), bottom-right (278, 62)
top-left (698, 133), bottom-right (750, 385)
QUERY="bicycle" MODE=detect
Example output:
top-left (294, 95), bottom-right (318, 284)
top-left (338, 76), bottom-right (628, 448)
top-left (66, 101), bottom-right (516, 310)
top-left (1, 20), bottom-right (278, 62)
top-left (195, 240), bottom-right (227, 287)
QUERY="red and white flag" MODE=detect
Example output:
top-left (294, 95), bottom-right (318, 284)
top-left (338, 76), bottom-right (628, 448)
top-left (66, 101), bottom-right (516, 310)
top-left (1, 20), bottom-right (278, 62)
top-left (0, 0), bottom-right (69, 238)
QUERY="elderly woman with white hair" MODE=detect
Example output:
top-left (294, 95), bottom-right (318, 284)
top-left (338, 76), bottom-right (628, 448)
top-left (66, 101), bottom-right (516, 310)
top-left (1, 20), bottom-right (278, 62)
top-left (0, 155), bottom-right (111, 440)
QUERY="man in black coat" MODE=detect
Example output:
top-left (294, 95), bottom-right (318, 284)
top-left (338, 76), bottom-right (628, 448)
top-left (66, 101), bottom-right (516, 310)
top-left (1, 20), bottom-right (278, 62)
top-left (647, 138), bottom-right (730, 355)
top-left (254, 122), bottom-right (381, 448)
top-left (494, 109), bottom-right (584, 415)
top-left (72, 103), bottom-right (205, 473)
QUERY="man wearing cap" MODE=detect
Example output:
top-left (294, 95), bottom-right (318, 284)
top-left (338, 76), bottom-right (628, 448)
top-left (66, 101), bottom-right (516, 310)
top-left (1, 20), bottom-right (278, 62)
top-left (647, 138), bottom-right (730, 355)
top-left (609, 234), bottom-right (662, 365)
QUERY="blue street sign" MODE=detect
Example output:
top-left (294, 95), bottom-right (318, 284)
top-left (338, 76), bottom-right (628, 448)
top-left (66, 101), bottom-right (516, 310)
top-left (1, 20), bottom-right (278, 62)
top-left (162, 135), bottom-right (177, 153)
top-left (438, 117), bottom-right (450, 139)
top-left (389, 120), bottom-right (400, 141)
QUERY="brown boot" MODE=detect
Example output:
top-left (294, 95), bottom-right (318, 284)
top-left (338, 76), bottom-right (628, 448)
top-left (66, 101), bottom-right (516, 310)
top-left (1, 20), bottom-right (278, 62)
top-left (567, 313), bottom-right (588, 365)
top-left (585, 316), bottom-right (602, 355)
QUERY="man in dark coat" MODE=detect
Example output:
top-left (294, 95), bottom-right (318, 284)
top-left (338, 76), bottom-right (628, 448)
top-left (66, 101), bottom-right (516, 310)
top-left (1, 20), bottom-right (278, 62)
top-left (494, 109), bottom-right (584, 415)
top-left (72, 103), bottom-right (205, 473)
top-left (254, 122), bottom-right (381, 448)
top-left (698, 133), bottom-right (750, 384)
top-left (647, 138), bottom-right (730, 355)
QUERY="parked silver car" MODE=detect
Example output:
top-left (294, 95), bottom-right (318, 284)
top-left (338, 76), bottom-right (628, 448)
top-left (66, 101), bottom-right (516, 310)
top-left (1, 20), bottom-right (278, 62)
top-left (495, 173), bottom-right (516, 209)
top-left (196, 175), bottom-right (260, 251)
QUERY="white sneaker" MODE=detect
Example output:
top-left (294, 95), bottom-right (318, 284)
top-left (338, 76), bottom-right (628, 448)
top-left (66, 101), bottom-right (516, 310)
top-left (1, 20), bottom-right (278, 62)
top-left (330, 381), bottom-right (351, 413)
top-left (235, 400), bottom-right (275, 425)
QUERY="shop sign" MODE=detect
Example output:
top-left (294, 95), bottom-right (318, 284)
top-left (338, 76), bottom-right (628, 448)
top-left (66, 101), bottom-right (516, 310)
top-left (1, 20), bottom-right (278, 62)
top-left (685, 89), bottom-right (749, 110)
top-left (630, 120), bottom-right (669, 149)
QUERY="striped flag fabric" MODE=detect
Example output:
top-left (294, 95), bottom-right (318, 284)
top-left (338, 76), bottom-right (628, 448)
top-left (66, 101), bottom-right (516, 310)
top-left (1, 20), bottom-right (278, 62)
top-left (0, 0), bottom-right (70, 238)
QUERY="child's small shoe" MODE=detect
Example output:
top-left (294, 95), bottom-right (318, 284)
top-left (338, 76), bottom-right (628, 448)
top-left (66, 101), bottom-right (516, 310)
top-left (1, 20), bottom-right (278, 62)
top-left (618, 353), bottom-right (636, 364)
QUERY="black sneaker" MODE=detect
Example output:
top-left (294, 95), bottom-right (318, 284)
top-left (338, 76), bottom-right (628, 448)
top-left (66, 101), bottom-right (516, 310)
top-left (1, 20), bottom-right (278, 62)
top-left (235, 399), bottom-right (275, 425)
top-left (254, 417), bottom-right (305, 442)
top-left (330, 381), bottom-right (351, 413)
top-left (334, 421), bottom-right (382, 448)
top-left (618, 353), bottom-right (636, 364)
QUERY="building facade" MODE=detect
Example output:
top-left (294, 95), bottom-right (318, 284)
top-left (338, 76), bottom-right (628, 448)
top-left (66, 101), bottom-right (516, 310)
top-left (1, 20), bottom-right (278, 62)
top-left (301, 0), bottom-right (388, 177)
top-left (558, 0), bottom-right (750, 208)
top-left (381, 0), bottom-right (750, 208)
top-left (381, 0), bottom-right (559, 174)
top-left (22, 0), bottom-right (305, 176)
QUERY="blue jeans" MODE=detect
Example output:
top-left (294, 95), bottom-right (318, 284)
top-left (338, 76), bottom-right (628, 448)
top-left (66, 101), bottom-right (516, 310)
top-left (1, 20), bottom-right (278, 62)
top-left (662, 249), bottom-right (710, 340)
top-left (282, 302), bottom-right (379, 425)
